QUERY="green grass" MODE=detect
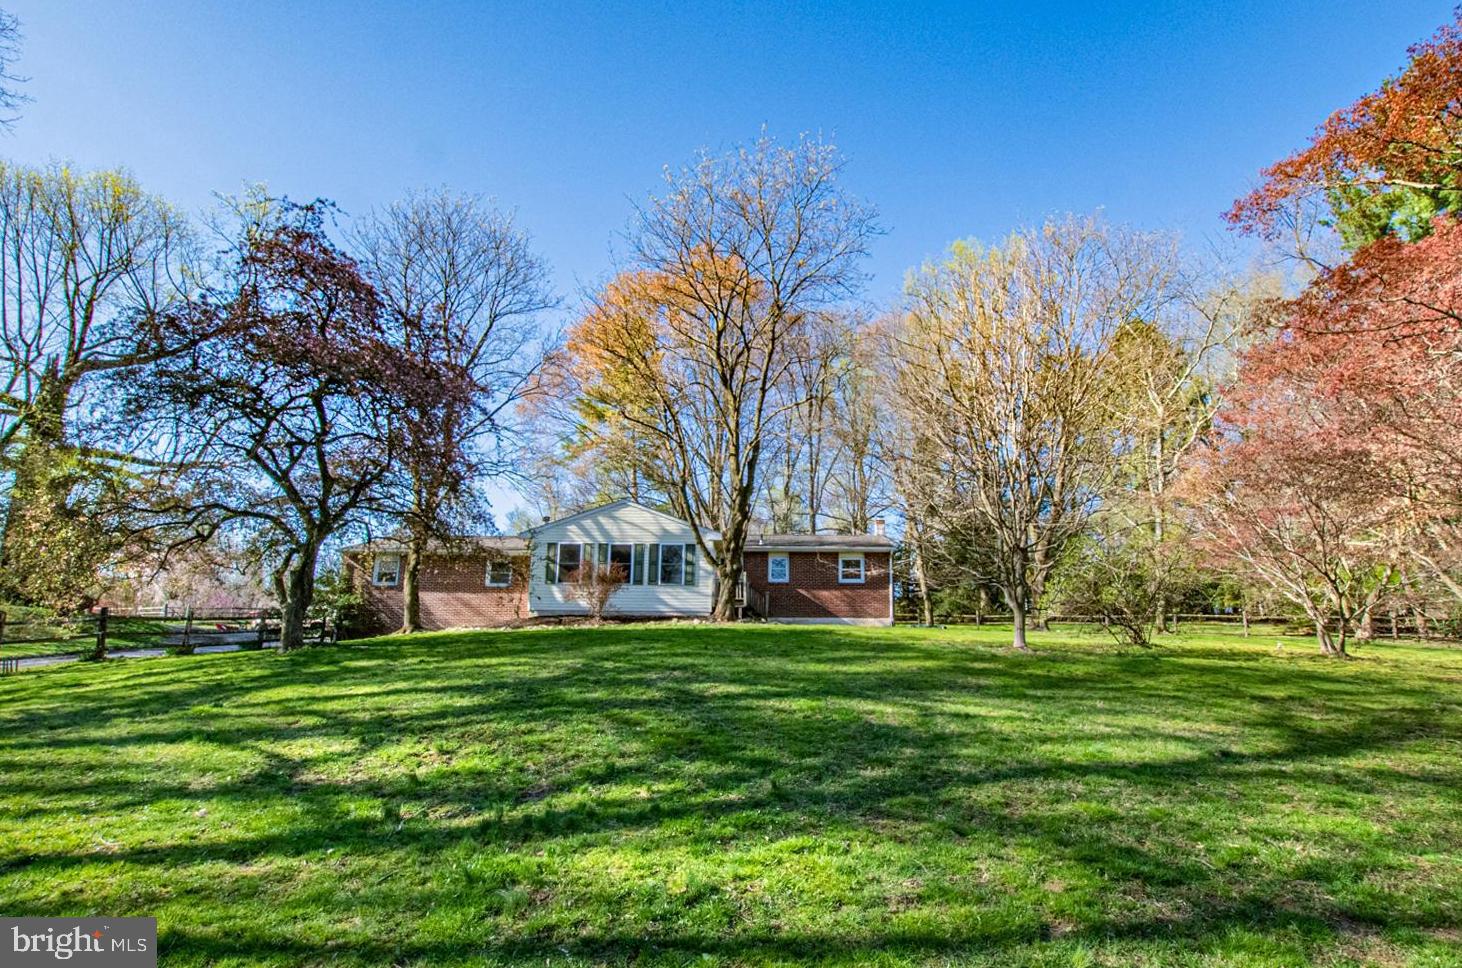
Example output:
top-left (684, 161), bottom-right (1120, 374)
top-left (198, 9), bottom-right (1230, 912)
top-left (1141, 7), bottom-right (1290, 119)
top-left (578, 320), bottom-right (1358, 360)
top-left (1, 623), bottom-right (1460, 967)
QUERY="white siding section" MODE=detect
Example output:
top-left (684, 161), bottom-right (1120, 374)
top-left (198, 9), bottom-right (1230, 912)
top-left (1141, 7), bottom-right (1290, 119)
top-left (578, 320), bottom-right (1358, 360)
top-left (528, 502), bottom-right (714, 618)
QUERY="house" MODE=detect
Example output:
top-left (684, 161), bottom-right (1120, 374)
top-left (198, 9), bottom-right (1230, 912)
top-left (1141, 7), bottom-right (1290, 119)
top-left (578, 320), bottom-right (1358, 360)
top-left (343, 499), bottom-right (895, 630)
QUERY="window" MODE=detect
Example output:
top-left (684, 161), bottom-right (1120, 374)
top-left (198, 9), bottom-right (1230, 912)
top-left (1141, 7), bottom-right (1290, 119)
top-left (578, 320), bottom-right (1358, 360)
top-left (372, 553), bottom-right (401, 587)
top-left (486, 559), bottom-right (513, 587)
top-left (658, 543), bottom-right (684, 585)
top-left (839, 554), bottom-right (865, 584)
top-left (633, 544), bottom-right (647, 584)
top-left (683, 544), bottom-right (696, 585)
top-left (609, 543), bottom-right (633, 582)
top-left (767, 553), bottom-right (789, 584)
top-left (557, 542), bottom-right (582, 582)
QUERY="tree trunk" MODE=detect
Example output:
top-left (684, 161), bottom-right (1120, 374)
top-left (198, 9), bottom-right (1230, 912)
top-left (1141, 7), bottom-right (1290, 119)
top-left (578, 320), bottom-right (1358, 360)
top-left (1315, 618), bottom-right (1334, 655)
top-left (909, 518), bottom-right (933, 625)
top-left (279, 540), bottom-right (321, 651)
top-left (399, 538), bottom-right (424, 634)
top-left (713, 559), bottom-right (742, 621)
top-left (1241, 606), bottom-right (1250, 637)
top-left (1414, 607), bottom-right (1430, 640)
top-left (1008, 585), bottom-right (1031, 651)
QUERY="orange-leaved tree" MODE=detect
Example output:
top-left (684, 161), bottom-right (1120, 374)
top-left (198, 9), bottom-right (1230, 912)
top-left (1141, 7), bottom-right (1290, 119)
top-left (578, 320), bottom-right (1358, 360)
top-left (1228, 12), bottom-right (1462, 248)
top-left (563, 135), bottom-right (878, 619)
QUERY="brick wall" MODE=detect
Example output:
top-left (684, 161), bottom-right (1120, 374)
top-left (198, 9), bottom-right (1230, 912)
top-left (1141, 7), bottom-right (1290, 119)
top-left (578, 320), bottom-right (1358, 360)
top-left (744, 550), bottom-right (892, 622)
top-left (348, 553), bottom-right (530, 632)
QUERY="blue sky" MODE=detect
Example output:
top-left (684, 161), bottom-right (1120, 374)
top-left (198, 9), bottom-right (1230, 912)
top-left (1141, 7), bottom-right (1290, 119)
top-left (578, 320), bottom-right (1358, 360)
top-left (2, 0), bottom-right (1450, 516)
top-left (4, 1), bottom-right (1451, 302)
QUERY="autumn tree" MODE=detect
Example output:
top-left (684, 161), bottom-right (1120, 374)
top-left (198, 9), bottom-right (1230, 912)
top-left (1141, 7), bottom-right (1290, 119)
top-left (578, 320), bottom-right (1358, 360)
top-left (127, 201), bottom-right (468, 651)
top-left (1181, 342), bottom-right (1399, 656)
top-left (1223, 11), bottom-right (1462, 620)
top-left (353, 190), bottom-right (556, 633)
top-left (886, 217), bottom-right (1181, 650)
top-left (1230, 13), bottom-right (1462, 249)
top-left (564, 135), bottom-right (877, 619)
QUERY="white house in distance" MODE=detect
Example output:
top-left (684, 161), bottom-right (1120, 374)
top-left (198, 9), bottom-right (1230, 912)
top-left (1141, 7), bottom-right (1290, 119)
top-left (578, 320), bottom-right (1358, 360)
top-left (345, 499), bottom-right (895, 629)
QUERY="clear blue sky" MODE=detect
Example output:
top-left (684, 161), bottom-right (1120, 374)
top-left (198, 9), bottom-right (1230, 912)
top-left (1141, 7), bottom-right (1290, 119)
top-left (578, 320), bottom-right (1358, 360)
top-left (2, 1), bottom-right (1450, 517)
top-left (3, 1), bottom-right (1451, 303)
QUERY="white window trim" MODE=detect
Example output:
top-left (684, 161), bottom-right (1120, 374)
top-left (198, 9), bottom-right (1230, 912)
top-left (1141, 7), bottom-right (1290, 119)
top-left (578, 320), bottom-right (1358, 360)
top-left (838, 553), bottom-right (865, 584)
top-left (372, 553), bottom-right (402, 587)
top-left (485, 559), bottom-right (513, 587)
top-left (767, 552), bottom-right (790, 584)
top-left (658, 542), bottom-right (685, 586)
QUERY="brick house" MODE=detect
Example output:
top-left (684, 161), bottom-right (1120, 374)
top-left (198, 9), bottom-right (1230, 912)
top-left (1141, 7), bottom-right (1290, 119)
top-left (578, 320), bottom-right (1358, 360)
top-left (344, 499), bottom-right (895, 631)
top-left (742, 534), bottom-right (895, 624)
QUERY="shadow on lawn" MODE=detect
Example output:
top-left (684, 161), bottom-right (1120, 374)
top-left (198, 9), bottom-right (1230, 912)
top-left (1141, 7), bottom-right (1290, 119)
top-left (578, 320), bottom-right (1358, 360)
top-left (2, 624), bottom-right (1459, 964)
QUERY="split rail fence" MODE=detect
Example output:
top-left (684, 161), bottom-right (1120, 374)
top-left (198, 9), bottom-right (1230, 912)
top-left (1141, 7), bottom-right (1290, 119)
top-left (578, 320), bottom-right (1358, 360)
top-left (0, 607), bottom-right (339, 673)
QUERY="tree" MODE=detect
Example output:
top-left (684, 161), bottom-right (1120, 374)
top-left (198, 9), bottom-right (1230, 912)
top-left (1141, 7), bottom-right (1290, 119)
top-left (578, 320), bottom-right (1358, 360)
top-left (1228, 12), bottom-right (1462, 248)
top-left (127, 201), bottom-right (467, 651)
top-left (1181, 408), bottom-right (1395, 657)
top-left (1045, 524), bottom-right (1192, 649)
top-left (1095, 272), bottom-right (1264, 631)
top-left (1220, 10), bottom-right (1462, 631)
top-left (0, 161), bottom-right (194, 608)
top-left (885, 217), bottom-right (1181, 650)
top-left (564, 134), bottom-right (877, 619)
top-left (353, 190), bottom-right (556, 633)
top-left (0, 10), bottom-right (27, 129)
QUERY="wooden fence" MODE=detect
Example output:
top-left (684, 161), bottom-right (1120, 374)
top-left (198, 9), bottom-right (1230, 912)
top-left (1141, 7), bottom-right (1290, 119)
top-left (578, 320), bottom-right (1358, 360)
top-left (0, 606), bottom-right (340, 672)
top-left (890, 609), bottom-right (1456, 639)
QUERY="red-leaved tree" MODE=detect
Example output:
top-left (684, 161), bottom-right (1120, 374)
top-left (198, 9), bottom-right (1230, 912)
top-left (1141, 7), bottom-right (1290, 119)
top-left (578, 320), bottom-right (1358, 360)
top-left (1182, 343), bottom-right (1399, 656)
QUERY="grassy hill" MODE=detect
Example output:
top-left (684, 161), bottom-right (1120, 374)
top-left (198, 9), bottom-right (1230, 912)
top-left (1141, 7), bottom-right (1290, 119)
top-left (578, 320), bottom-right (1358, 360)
top-left (1, 623), bottom-right (1459, 966)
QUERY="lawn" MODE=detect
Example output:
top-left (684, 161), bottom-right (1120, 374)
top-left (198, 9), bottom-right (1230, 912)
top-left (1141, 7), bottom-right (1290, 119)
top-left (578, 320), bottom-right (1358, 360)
top-left (1, 623), bottom-right (1460, 967)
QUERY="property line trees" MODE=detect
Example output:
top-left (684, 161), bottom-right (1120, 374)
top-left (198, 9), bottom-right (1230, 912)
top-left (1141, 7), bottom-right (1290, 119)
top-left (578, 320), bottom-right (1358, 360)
top-left (126, 200), bottom-right (470, 650)
top-left (758, 312), bottom-right (890, 535)
top-left (353, 190), bottom-right (556, 633)
top-left (561, 134), bottom-right (878, 619)
top-left (885, 217), bottom-right (1183, 650)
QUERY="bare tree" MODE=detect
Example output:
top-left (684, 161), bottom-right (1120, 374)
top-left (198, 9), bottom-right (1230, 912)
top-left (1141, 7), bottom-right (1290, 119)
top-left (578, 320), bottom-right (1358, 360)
top-left (0, 10), bottom-right (28, 129)
top-left (353, 190), bottom-right (556, 633)
top-left (566, 134), bottom-right (878, 618)
top-left (886, 216), bottom-right (1179, 650)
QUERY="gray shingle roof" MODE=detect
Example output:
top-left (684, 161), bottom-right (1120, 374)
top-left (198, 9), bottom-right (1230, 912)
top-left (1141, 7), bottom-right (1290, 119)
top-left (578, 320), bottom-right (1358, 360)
top-left (746, 533), bottom-right (894, 551)
top-left (341, 536), bottom-right (529, 555)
